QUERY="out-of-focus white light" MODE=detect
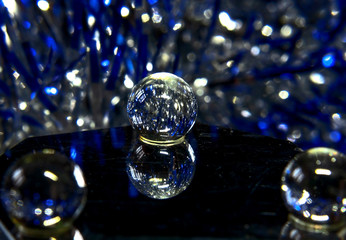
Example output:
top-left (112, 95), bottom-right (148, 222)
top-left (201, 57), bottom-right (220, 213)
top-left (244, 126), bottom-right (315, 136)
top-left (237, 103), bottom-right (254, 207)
top-left (141, 13), bottom-right (150, 23)
top-left (251, 46), bottom-right (260, 56)
top-left (1, 25), bottom-right (12, 48)
top-left (152, 12), bottom-right (162, 23)
top-left (219, 11), bottom-right (236, 31)
top-left (211, 35), bottom-right (225, 44)
top-left (120, 6), bottom-right (130, 17)
top-left (87, 15), bottom-right (96, 28)
top-left (261, 25), bottom-right (273, 37)
top-left (310, 72), bottom-right (325, 85)
top-left (280, 25), bottom-right (293, 38)
top-left (124, 75), bottom-right (134, 89)
top-left (173, 22), bottom-right (182, 31)
top-left (194, 78), bottom-right (208, 87)
top-left (37, 0), bottom-right (50, 11)
top-left (19, 102), bottom-right (28, 110)
top-left (241, 110), bottom-right (252, 118)
top-left (66, 71), bottom-right (82, 87)
top-left (111, 96), bottom-right (120, 105)
top-left (76, 118), bottom-right (84, 127)
top-left (279, 90), bottom-right (289, 99)
top-left (3, 0), bottom-right (18, 15)
top-left (113, 47), bottom-right (119, 55)
top-left (332, 113), bottom-right (341, 121)
top-left (146, 62), bottom-right (153, 72)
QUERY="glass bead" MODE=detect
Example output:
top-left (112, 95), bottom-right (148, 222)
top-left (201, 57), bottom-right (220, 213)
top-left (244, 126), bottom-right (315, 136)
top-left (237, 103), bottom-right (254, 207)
top-left (127, 72), bottom-right (198, 145)
top-left (1, 149), bottom-right (87, 236)
top-left (126, 139), bottom-right (196, 199)
top-left (281, 147), bottom-right (346, 228)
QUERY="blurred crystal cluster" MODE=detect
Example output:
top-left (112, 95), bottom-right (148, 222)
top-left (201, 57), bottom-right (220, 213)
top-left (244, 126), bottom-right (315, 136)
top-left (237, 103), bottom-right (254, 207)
top-left (0, 0), bottom-right (345, 153)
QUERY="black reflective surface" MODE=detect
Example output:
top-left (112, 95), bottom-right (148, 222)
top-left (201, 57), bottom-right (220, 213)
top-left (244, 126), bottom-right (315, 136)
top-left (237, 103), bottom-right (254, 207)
top-left (0, 123), bottom-right (301, 239)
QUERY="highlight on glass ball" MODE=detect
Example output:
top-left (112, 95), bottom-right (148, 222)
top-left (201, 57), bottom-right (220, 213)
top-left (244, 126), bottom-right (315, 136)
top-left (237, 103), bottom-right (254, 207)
top-left (126, 139), bottom-right (196, 199)
top-left (1, 149), bottom-right (87, 236)
top-left (281, 147), bottom-right (346, 229)
top-left (127, 72), bottom-right (198, 145)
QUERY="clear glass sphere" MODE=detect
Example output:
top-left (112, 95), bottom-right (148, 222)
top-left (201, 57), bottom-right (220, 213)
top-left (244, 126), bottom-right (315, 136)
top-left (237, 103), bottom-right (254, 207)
top-left (1, 149), bottom-right (87, 236)
top-left (281, 147), bottom-right (346, 228)
top-left (127, 72), bottom-right (198, 145)
top-left (126, 140), bottom-right (196, 199)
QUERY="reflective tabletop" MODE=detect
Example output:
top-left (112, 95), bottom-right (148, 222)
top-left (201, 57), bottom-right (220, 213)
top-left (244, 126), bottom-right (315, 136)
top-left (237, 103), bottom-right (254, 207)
top-left (0, 123), bottom-right (301, 239)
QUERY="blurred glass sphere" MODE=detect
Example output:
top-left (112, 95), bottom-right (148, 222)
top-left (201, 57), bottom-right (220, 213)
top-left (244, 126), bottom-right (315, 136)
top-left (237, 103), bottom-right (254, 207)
top-left (126, 140), bottom-right (196, 199)
top-left (1, 149), bottom-right (87, 236)
top-left (281, 147), bottom-right (346, 228)
top-left (127, 72), bottom-right (198, 145)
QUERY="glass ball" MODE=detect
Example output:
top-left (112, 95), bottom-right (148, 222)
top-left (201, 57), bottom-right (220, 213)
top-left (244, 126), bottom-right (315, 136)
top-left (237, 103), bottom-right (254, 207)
top-left (281, 147), bottom-right (346, 228)
top-left (1, 149), bottom-right (87, 236)
top-left (127, 72), bottom-right (198, 145)
top-left (126, 140), bottom-right (196, 199)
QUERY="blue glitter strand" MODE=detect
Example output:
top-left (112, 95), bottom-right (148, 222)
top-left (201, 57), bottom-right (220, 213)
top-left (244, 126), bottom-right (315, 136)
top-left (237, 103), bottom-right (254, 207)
top-left (21, 115), bottom-right (43, 128)
top-left (0, 110), bottom-right (14, 119)
top-left (70, 0), bottom-right (84, 49)
top-left (109, 0), bottom-right (124, 51)
top-left (89, 39), bottom-right (100, 83)
top-left (106, 44), bottom-right (126, 90)
top-left (0, 0), bottom-right (344, 154)
top-left (147, 0), bottom-right (158, 5)
top-left (42, 48), bottom-right (54, 75)
top-left (0, 79), bottom-right (11, 96)
top-left (195, 0), bottom-right (220, 74)
top-left (22, 42), bottom-right (41, 79)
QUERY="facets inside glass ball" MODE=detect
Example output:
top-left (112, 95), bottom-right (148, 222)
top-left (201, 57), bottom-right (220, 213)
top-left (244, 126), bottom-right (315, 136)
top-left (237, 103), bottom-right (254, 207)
top-left (281, 147), bottom-right (346, 227)
top-left (127, 72), bottom-right (198, 144)
top-left (126, 140), bottom-right (196, 199)
top-left (1, 149), bottom-right (87, 235)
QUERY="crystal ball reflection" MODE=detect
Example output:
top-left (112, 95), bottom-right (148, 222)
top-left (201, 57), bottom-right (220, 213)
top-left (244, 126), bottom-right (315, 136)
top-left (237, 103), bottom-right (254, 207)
top-left (14, 227), bottom-right (84, 240)
top-left (281, 147), bottom-right (346, 227)
top-left (279, 220), bottom-right (346, 240)
top-left (126, 140), bottom-right (196, 199)
top-left (127, 72), bottom-right (198, 145)
top-left (1, 149), bottom-right (87, 235)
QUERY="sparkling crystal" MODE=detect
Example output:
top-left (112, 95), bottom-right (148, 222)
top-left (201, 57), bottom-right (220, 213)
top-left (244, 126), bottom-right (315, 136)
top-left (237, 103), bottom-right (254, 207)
top-left (126, 140), bottom-right (196, 199)
top-left (127, 72), bottom-right (198, 145)
top-left (281, 147), bottom-right (346, 228)
top-left (1, 149), bottom-right (87, 236)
